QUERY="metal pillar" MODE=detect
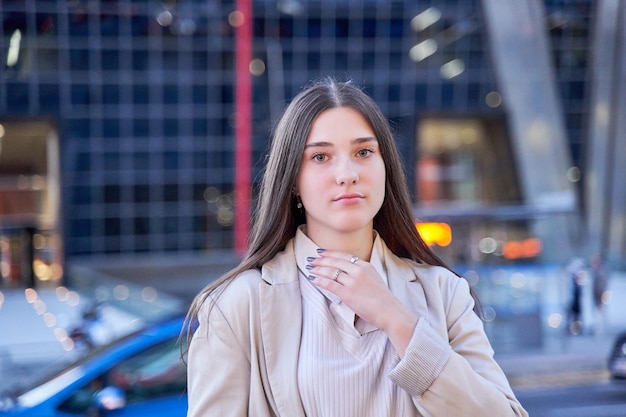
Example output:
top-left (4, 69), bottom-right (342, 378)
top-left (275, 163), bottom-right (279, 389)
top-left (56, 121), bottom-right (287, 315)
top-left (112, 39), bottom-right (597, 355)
top-left (585, 0), bottom-right (626, 267)
top-left (481, 0), bottom-right (578, 260)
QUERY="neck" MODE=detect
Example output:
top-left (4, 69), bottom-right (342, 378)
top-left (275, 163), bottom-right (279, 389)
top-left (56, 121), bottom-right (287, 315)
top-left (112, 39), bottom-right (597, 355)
top-left (305, 226), bottom-right (375, 261)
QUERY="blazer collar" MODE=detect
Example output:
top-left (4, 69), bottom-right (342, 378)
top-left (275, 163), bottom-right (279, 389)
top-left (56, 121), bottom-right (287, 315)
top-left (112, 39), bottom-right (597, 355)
top-left (261, 239), bottom-right (299, 285)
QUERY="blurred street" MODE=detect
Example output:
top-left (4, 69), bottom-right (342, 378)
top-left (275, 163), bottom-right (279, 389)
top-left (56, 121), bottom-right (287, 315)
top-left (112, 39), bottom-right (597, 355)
top-left (516, 381), bottom-right (626, 417)
top-left (1, 260), bottom-right (624, 397)
top-left (496, 268), bottom-right (626, 390)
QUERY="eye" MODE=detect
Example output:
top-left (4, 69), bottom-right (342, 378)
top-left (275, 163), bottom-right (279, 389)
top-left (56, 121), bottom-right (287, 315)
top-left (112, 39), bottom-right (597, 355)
top-left (312, 153), bottom-right (327, 162)
top-left (356, 148), bottom-right (374, 158)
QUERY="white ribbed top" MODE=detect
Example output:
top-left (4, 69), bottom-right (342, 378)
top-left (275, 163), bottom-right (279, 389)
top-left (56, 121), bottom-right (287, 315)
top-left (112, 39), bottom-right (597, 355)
top-left (296, 236), bottom-right (418, 416)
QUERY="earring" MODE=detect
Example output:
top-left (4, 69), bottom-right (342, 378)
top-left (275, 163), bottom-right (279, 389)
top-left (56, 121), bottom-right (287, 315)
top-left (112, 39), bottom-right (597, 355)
top-left (296, 195), bottom-right (303, 209)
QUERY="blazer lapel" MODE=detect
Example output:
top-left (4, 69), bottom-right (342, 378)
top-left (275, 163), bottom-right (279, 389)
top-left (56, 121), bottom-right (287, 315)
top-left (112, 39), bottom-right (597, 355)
top-left (385, 249), bottom-right (431, 325)
top-left (260, 242), bottom-right (306, 417)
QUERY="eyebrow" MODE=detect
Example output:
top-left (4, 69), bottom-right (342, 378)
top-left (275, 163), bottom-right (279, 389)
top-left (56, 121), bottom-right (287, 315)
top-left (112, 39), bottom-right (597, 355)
top-left (304, 136), bottom-right (378, 149)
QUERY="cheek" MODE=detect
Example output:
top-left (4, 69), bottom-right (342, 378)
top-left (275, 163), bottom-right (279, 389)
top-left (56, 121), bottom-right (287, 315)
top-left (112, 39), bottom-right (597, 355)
top-left (375, 182), bottom-right (386, 207)
top-left (301, 181), bottom-right (326, 204)
top-left (297, 169), bottom-right (324, 202)
top-left (373, 168), bottom-right (386, 206)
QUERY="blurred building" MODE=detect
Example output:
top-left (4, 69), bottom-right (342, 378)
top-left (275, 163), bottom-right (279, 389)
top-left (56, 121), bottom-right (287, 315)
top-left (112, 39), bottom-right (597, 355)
top-left (0, 0), bottom-right (624, 298)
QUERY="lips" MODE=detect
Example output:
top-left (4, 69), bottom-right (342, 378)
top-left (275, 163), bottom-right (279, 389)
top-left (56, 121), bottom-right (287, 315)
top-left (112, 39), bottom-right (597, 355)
top-left (333, 192), bottom-right (364, 204)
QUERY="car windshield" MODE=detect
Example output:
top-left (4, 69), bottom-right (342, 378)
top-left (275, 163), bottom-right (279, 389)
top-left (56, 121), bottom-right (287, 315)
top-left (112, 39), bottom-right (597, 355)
top-left (0, 354), bottom-right (78, 410)
top-left (0, 316), bottom-right (180, 403)
top-left (1, 324), bottom-right (153, 400)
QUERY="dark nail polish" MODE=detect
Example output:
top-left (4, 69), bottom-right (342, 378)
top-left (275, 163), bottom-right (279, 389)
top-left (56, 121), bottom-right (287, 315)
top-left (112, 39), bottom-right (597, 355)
top-left (305, 264), bottom-right (314, 270)
top-left (306, 256), bottom-right (315, 262)
top-left (307, 275), bottom-right (316, 280)
top-left (316, 248), bottom-right (325, 253)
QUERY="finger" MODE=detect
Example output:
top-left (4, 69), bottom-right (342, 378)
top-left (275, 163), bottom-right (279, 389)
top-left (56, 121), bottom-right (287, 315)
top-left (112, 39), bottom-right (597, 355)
top-left (321, 250), bottom-right (360, 266)
top-left (308, 271), bottom-right (346, 294)
top-left (308, 265), bottom-right (348, 282)
top-left (317, 249), bottom-right (356, 263)
top-left (309, 255), bottom-right (359, 277)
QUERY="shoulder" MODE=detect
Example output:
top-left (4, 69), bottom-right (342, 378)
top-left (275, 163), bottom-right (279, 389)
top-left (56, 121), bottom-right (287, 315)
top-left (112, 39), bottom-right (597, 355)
top-left (193, 268), bottom-right (264, 327)
top-left (407, 264), bottom-right (479, 335)
top-left (211, 268), bottom-right (264, 312)
top-left (194, 268), bottom-right (265, 341)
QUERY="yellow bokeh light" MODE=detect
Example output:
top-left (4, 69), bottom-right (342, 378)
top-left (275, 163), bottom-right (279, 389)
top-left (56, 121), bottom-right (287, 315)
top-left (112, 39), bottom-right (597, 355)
top-left (415, 222), bottom-right (452, 247)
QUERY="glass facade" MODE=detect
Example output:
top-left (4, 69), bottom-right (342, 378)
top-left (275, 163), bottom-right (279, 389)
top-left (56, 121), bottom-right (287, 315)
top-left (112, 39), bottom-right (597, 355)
top-left (545, 0), bottom-right (592, 185)
top-left (0, 0), bottom-right (593, 263)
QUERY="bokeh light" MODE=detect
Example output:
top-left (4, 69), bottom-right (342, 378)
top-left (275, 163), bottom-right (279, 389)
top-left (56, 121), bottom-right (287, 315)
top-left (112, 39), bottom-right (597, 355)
top-left (547, 313), bottom-right (562, 329)
top-left (113, 284), bottom-right (130, 301)
top-left (141, 286), bottom-right (158, 303)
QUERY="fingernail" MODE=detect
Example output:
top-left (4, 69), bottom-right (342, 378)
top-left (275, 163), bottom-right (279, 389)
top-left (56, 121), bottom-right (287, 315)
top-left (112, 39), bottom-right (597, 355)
top-left (307, 275), bottom-right (316, 281)
top-left (306, 256), bottom-right (315, 262)
top-left (316, 248), bottom-right (325, 253)
top-left (305, 264), bottom-right (314, 270)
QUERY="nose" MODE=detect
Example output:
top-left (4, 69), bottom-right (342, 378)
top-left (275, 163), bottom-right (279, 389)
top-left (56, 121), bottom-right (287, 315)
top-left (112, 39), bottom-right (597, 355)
top-left (335, 157), bottom-right (359, 185)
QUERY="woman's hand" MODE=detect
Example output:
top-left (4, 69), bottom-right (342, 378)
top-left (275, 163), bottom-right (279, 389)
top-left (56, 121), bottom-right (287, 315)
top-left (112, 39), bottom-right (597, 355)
top-left (306, 249), bottom-right (418, 356)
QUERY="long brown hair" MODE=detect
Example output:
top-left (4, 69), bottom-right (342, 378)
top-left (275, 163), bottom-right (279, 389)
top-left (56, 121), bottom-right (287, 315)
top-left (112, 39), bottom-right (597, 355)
top-left (183, 78), bottom-right (477, 347)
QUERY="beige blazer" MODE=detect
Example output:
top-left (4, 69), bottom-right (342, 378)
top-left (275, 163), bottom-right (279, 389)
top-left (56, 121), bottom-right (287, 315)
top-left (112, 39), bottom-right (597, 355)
top-left (187, 237), bottom-right (528, 417)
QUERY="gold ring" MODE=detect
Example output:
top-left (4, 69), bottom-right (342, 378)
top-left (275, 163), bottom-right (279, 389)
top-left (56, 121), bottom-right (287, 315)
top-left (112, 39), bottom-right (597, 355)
top-left (349, 255), bottom-right (359, 264)
top-left (333, 269), bottom-right (342, 280)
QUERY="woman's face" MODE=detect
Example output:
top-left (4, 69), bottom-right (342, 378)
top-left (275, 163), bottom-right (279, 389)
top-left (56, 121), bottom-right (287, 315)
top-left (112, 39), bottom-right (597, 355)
top-left (296, 106), bottom-right (386, 236)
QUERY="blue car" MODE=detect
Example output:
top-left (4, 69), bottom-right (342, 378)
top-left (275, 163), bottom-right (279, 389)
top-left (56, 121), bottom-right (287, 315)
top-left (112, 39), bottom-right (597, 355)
top-left (0, 315), bottom-right (188, 416)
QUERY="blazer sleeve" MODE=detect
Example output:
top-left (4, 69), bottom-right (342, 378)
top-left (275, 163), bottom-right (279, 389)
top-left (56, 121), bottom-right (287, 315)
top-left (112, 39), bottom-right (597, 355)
top-left (388, 275), bottom-right (528, 417)
top-left (186, 299), bottom-right (255, 417)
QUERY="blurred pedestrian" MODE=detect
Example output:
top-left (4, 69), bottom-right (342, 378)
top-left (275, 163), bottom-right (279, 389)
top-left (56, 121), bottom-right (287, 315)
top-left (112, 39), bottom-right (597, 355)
top-left (184, 78), bottom-right (527, 417)
top-left (590, 254), bottom-right (609, 335)
top-left (566, 257), bottom-right (585, 335)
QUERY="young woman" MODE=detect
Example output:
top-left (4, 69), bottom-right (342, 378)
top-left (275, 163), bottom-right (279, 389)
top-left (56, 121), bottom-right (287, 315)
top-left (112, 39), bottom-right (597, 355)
top-left (184, 79), bottom-right (527, 417)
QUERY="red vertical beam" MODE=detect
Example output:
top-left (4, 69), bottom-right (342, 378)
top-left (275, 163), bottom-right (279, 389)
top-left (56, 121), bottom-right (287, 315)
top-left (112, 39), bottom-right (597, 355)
top-left (234, 0), bottom-right (252, 255)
